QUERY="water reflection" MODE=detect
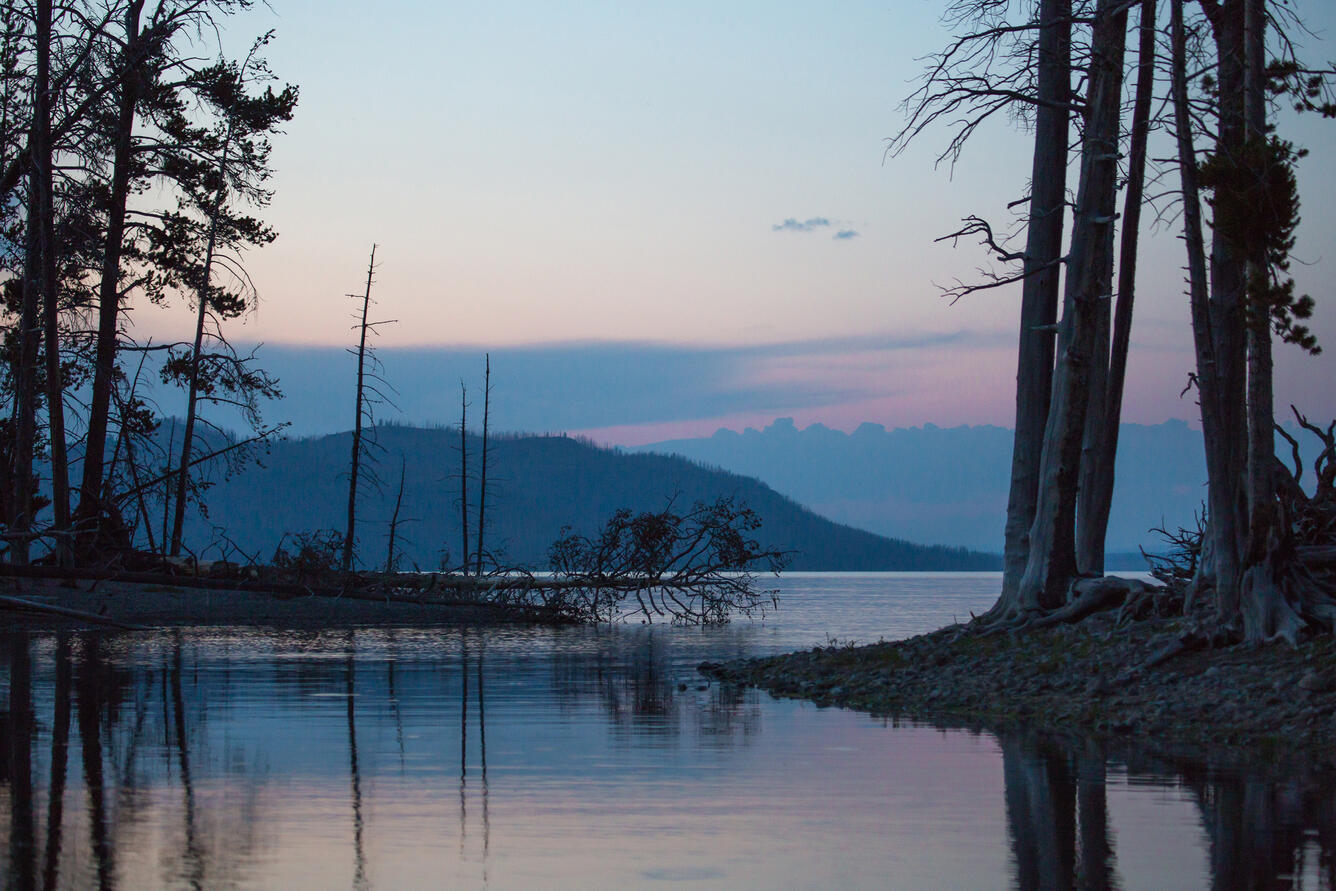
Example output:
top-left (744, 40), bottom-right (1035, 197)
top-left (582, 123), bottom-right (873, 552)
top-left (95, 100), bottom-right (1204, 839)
top-left (0, 628), bottom-right (1332, 888)
top-left (995, 727), bottom-right (1336, 890)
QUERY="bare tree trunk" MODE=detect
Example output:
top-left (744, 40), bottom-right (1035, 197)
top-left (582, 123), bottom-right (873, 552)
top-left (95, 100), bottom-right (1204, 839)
top-left (11, 150), bottom-right (41, 564)
top-left (1204, 0), bottom-right (1249, 619)
top-left (1242, 0), bottom-right (1271, 548)
top-left (35, 0), bottom-right (70, 557)
top-left (999, 0), bottom-right (1073, 609)
top-left (459, 382), bottom-right (469, 575)
top-left (1172, 0), bottom-right (1240, 626)
top-left (342, 245), bottom-right (377, 574)
top-left (1018, 0), bottom-right (1128, 611)
top-left (386, 454), bottom-right (405, 573)
top-left (475, 353), bottom-right (490, 576)
top-left (1238, 0), bottom-right (1300, 642)
top-left (77, 0), bottom-right (145, 540)
top-left (1077, 0), bottom-right (1157, 575)
top-left (162, 420), bottom-right (176, 555)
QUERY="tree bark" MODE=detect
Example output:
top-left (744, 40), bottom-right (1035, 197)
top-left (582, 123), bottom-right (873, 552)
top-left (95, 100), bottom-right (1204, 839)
top-left (11, 144), bottom-right (41, 565)
top-left (1077, 0), bottom-right (1157, 575)
top-left (1173, 0), bottom-right (1242, 628)
top-left (1018, 0), bottom-right (1128, 611)
top-left (1238, 0), bottom-right (1302, 642)
top-left (36, 0), bottom-right (70, 555)
top-left (1204, 0), bottom-right (1250, 619)
top-left (999, 0), bottom-right (1073, 609)
top-left (77, 0), bottom-right (146, 540)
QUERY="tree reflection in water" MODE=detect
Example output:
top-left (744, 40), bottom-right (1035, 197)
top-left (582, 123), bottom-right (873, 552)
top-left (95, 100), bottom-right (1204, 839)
top-left (997, 728), bottom-right (1336, 890)
top-left (1, 631), bottom-right (1334, 888)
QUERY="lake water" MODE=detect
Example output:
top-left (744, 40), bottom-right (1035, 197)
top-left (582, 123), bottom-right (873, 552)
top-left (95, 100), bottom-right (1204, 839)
top-left (1, 572), bottom-right (1332, 889)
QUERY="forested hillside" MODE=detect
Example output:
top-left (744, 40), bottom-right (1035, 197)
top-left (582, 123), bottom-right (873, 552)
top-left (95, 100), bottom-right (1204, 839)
top-left (180, 425), bottom-right (999, 572)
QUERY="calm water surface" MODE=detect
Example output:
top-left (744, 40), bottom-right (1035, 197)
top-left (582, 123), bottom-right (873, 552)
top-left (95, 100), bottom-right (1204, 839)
top-left (1, 572), bottom-right (1332, 889)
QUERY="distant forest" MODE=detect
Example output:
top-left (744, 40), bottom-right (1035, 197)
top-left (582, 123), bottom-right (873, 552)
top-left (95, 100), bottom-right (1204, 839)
top-left (178, 424), bottom-right (1000, 572)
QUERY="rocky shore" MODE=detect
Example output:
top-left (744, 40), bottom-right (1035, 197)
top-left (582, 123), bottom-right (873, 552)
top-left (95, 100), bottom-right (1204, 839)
top-left (701, 608), bottom-right (1336, 769)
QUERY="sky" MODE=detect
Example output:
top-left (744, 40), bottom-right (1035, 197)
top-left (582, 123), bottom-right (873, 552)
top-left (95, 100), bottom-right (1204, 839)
top-left (134, 0), bottom-right (1336, 445)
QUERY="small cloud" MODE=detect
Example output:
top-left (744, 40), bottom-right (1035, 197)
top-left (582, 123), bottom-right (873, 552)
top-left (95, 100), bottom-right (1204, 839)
top-left (772, 216), bottom-right (831, 233)
top-left (833, 229), bottom-right (859, 240)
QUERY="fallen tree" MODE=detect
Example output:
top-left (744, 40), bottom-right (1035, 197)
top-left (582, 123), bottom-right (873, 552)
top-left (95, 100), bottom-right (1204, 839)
top-left (544, 496), bottom-right (787, 624)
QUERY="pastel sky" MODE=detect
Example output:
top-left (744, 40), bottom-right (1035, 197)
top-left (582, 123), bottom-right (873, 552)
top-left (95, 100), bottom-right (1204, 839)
top-left (134, 1), bottom-right (1336, 445)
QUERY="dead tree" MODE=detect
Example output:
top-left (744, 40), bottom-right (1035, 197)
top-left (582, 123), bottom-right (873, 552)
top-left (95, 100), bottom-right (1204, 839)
top-left (34, 0), bottom-right (70, 557)
top-left (342, 245), bottom-right (384, 574)
top-left (458, 381), bottom-right (469, 575)
top-left (546, 496), bottom-right (787, 624)
top-left (385, 454), bottom-right (408, 573)
top-left (1016, 0), bottom-right (1128, 612)
top-left (1076, 0), bottom-right (1158, 575)
top-left (475, 353), bottom-right (491, 576)
top-left (1000, 0), bottom-right (1073, 606)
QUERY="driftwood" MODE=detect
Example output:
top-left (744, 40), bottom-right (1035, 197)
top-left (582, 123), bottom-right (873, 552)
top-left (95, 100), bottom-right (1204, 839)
top-left (0, 563), bottom-right (574, 623)
top-left (0, 592), bottom-right (147, 630)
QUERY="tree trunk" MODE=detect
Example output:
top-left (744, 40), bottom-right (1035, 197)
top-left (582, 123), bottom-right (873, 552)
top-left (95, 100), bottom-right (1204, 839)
top-left (1077, 0), bottom-right (1157, 575)
top-left (475, 353), bottom-right (490, 576)
top-left (459, 382), bottom-right (469, 575)
top-left (386, 454), bottom-right (405, 573)
top-left (1018, 0), bottom-right (1128, 611)
top-left (1204, 0), bottom-right (1250, 619)
top-left (1172, 0), bottom-right (1242, 628)
top-left (998, 0), bottom-right (1073, 610)
top-left (11, 146), bottom-right (41, 565)
top-left (77, 0), bottom-right (145, 539)
top-left (1237, 0), bottom-right (1301, 642)
top-left (36, 0), bottom-right (70, 555)
top-left (341, 245), bottom-right (377, 573)
top-left (169, 126), bottom-right (236, 556)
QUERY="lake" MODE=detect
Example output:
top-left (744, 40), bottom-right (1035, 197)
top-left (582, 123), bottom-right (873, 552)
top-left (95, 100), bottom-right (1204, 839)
top-left (1, 572), bottom-right (1332, 889)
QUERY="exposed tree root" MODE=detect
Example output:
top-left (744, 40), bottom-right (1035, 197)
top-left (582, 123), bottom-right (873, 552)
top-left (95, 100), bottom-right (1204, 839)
top-left (975, 575), bottom-right (1163, 635)
top-left (1030, 577), bottom-right (1152, 629)
top-left (1138, 624), bottom-right (1236, 672)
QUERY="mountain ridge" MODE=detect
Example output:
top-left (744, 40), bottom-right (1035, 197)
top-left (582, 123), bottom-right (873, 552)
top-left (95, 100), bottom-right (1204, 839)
top-left (176, 424), bottom-right (1000, 572)
top-left (634, 418), bottom-right (1208, 554)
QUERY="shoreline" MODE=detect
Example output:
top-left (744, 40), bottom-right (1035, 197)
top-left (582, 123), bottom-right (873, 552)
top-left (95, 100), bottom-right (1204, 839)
top-left (0, 577), bottom-right (543, 630)
top-left (701, 608), bottom-right (1336, 771)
